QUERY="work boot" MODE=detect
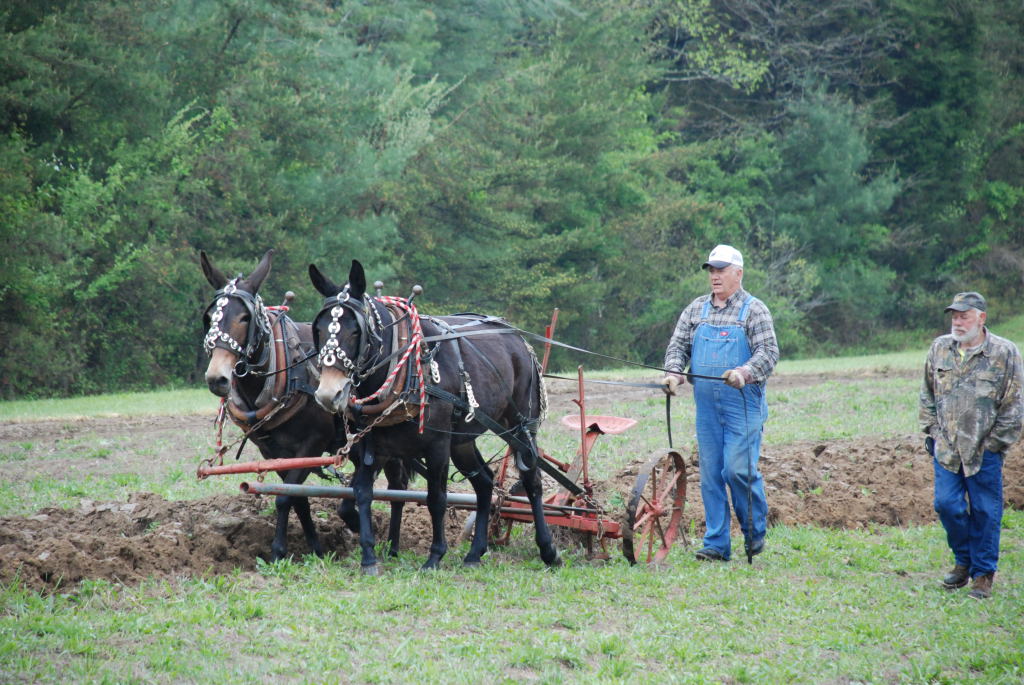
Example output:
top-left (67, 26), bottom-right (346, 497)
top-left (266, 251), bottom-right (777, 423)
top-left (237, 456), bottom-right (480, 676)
top-left (941, 564), bottom-right (969, 590)
top-left (694, 547), bottom-right (727, 562)
top-left (745, 537), bottom-right (765, 558)
top-left (967, 573), bottom-right (994, 600)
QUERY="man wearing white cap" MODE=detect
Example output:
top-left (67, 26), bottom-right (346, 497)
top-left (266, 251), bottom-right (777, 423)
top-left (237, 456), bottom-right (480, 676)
top-left (662, 244), bottom-right (779, 562)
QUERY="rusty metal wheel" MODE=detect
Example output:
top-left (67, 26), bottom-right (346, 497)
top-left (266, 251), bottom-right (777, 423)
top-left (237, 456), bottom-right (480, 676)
top-left (623, 450), bottom-right (686, 564)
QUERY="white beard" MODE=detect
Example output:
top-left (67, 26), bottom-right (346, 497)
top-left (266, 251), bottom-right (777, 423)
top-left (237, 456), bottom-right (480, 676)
top-left (951, 322), bottom-right (982, 344)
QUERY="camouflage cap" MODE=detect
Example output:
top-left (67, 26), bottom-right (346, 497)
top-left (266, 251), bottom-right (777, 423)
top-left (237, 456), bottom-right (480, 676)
top-left (945, 291), bottom-right (986, 313)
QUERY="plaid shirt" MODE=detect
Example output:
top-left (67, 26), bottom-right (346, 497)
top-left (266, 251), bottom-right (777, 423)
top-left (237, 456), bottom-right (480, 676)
top-left (664, 288), bottom-right (779, 383)
top-left (919, 330), bottom-right (1024, 476)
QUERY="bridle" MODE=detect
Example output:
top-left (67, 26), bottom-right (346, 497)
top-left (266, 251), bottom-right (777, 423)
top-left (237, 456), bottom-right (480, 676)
top-left (314, 287), bottom-right (388, 386)
top-left (203, 278), bottom-right (273, 376)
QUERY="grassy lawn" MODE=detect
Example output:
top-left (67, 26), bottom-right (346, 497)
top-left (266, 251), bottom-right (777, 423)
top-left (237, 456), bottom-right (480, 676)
top-left (2, 517), bottom-right (1022, 683)
top-left (0, 388), bottom-right (214, 422)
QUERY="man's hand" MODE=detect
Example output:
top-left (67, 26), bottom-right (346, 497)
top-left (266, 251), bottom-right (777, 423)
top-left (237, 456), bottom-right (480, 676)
top-left (925, 436), bottom-right (935, 456)
top-left (722, 367), bottom-right (748, 389)
top-left (661, 373), bottom-right (685, 396)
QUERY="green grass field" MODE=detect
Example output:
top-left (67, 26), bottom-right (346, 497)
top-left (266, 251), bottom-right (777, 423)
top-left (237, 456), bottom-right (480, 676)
top-left (2, 320), bottom-right (1024, 683)
top-left (2, 518), bottom-right (1022, 683)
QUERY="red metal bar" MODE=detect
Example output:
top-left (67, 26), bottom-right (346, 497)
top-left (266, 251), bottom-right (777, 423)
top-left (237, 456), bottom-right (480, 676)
top-left (198, 456), bottom-right (337, 478)
top-left (496, 501), bottom-right (622, 537)
top-left (573, 365), bottom-right (592, 490)
top-left (540, 307), bottom-right (559, 374)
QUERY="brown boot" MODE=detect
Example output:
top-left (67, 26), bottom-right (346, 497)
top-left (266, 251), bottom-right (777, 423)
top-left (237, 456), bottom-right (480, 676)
top-left (941, 564), bottom-right (969, 589)
top-left (967, 573), bottom-right (994, 600)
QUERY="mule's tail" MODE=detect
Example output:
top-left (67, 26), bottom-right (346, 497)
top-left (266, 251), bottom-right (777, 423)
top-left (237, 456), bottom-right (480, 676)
top-left (523, 337), bottom-right (548, 423)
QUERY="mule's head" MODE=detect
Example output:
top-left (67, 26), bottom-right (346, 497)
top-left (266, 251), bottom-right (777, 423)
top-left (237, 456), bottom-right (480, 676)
top-left (308, 259), bottom-right (371, 414)
top-left (200, 250), bottom-right (274, 397)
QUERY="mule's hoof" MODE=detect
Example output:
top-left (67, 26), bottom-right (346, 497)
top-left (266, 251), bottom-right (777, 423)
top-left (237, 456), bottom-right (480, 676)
top-left (545, 554), bottom-right (563, 568)
top-left (361, 564), bottom-right (380, 576)
top-left (420, 560), bottom-right (442, 571)
top-left (462, 559), bottom-right (483, 568)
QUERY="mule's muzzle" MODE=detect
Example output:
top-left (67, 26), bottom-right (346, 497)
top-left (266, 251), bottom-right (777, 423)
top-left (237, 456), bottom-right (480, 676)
top-left (206, 373), bottom-right (230, 397)
top-left (315, 376), bottom-right (353, 415)
top-left (205, 351), bottom-right (237, 398)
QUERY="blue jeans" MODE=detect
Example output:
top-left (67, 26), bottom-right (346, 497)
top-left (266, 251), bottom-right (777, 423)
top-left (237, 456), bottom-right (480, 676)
top-left (694, 381), bottom-right (768, 559)
top-left (933, 451), bottom-right (1004, 577)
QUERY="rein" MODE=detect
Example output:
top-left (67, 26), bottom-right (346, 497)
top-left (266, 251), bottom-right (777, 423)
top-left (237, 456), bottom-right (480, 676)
top-left (350, 320), bottom-right (728, 384)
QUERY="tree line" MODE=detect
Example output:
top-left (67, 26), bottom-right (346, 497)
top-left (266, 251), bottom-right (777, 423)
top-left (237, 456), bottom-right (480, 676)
top-left (2, 0), bottom-right (1022, 398)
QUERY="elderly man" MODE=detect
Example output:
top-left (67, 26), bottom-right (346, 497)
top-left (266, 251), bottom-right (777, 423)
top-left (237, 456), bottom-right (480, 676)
top-left (920, 291), bottom-right (1023, 599)
top-left (662, 244), bottom-right (779, 562)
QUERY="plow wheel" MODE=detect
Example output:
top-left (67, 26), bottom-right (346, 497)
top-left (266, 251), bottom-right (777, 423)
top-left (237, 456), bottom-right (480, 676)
top-left (623, 450), bottom-right (686, 565)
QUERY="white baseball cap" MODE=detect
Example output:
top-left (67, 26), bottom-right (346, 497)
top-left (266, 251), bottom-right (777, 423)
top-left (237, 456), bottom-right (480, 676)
top-left (702, 244), bottom-right (743, 270)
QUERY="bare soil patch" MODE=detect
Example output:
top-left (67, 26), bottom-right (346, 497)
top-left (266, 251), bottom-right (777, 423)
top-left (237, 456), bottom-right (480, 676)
top-left (2, 372), bottom-right (1021, 592)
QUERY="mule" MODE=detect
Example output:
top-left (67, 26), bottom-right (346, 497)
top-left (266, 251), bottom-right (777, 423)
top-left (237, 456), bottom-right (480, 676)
top-left (308, 259), bottom-right (561, 574)
top-left (200, 250), bottom-right (407, 561)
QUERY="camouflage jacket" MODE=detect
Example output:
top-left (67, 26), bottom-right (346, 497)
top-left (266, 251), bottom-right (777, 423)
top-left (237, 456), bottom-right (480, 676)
top-left (919, 329), bottom-right (1024, 476)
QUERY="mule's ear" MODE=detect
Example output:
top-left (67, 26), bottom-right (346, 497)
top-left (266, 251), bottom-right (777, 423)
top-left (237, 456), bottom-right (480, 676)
top-left (309, 263), bottom-right (342, 297)
top-left (200, 251), bottom-right (228, 290)
top-left (245, 249), bottom-right (274, 293)
top-left (348, 260), bottom-right (367, 299)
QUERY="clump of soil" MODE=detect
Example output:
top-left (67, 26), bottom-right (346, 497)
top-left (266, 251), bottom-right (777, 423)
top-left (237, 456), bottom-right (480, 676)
top-left (595, 436), bottom-right (1024, 552)
top-left (0, 491), bottom-right (465, 593)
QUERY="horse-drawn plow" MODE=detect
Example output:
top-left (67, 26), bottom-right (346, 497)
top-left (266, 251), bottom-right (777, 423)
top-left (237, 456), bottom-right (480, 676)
top-left (199, 250), bottom-right (688, 568)
top-left (198, 365), bottom-right (688, 565)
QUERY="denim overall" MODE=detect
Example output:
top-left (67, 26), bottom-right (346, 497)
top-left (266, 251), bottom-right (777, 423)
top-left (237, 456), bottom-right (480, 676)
top-left (691, 296), bottom-right (769, 558)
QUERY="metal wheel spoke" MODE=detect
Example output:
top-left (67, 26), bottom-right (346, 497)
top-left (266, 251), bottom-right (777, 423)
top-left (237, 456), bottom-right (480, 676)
top-left (653, 516), bottom-right (668, 548)
top-left (644, 519), bottom-right (655, 561)
top-left (655, 471), bottom-right (681, 501)
top-left (632, 508), bottom-right (654, 531)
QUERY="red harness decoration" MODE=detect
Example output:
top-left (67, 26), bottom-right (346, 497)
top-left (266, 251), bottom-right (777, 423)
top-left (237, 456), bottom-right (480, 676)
top-left (351, 296), bottom-right (428, 433)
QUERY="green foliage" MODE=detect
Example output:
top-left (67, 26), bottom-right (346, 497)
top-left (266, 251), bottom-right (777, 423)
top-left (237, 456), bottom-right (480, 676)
top-left (614, 134), bottom-right (784, 361)
top-left (1, 0), bottom-right (1023, 396)
top-left (393, 1), bottom-right (664, 361)
top-left (769, 89), bottom-right (900, 347)
top-left (1, 0), bottom-right (447, 396)
top-left (870, 0), bottom-right (1024, 322)
top-left (871, 1), bottom-right (985, 278)
top-left (654, 0), bottom-right (770, 94)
